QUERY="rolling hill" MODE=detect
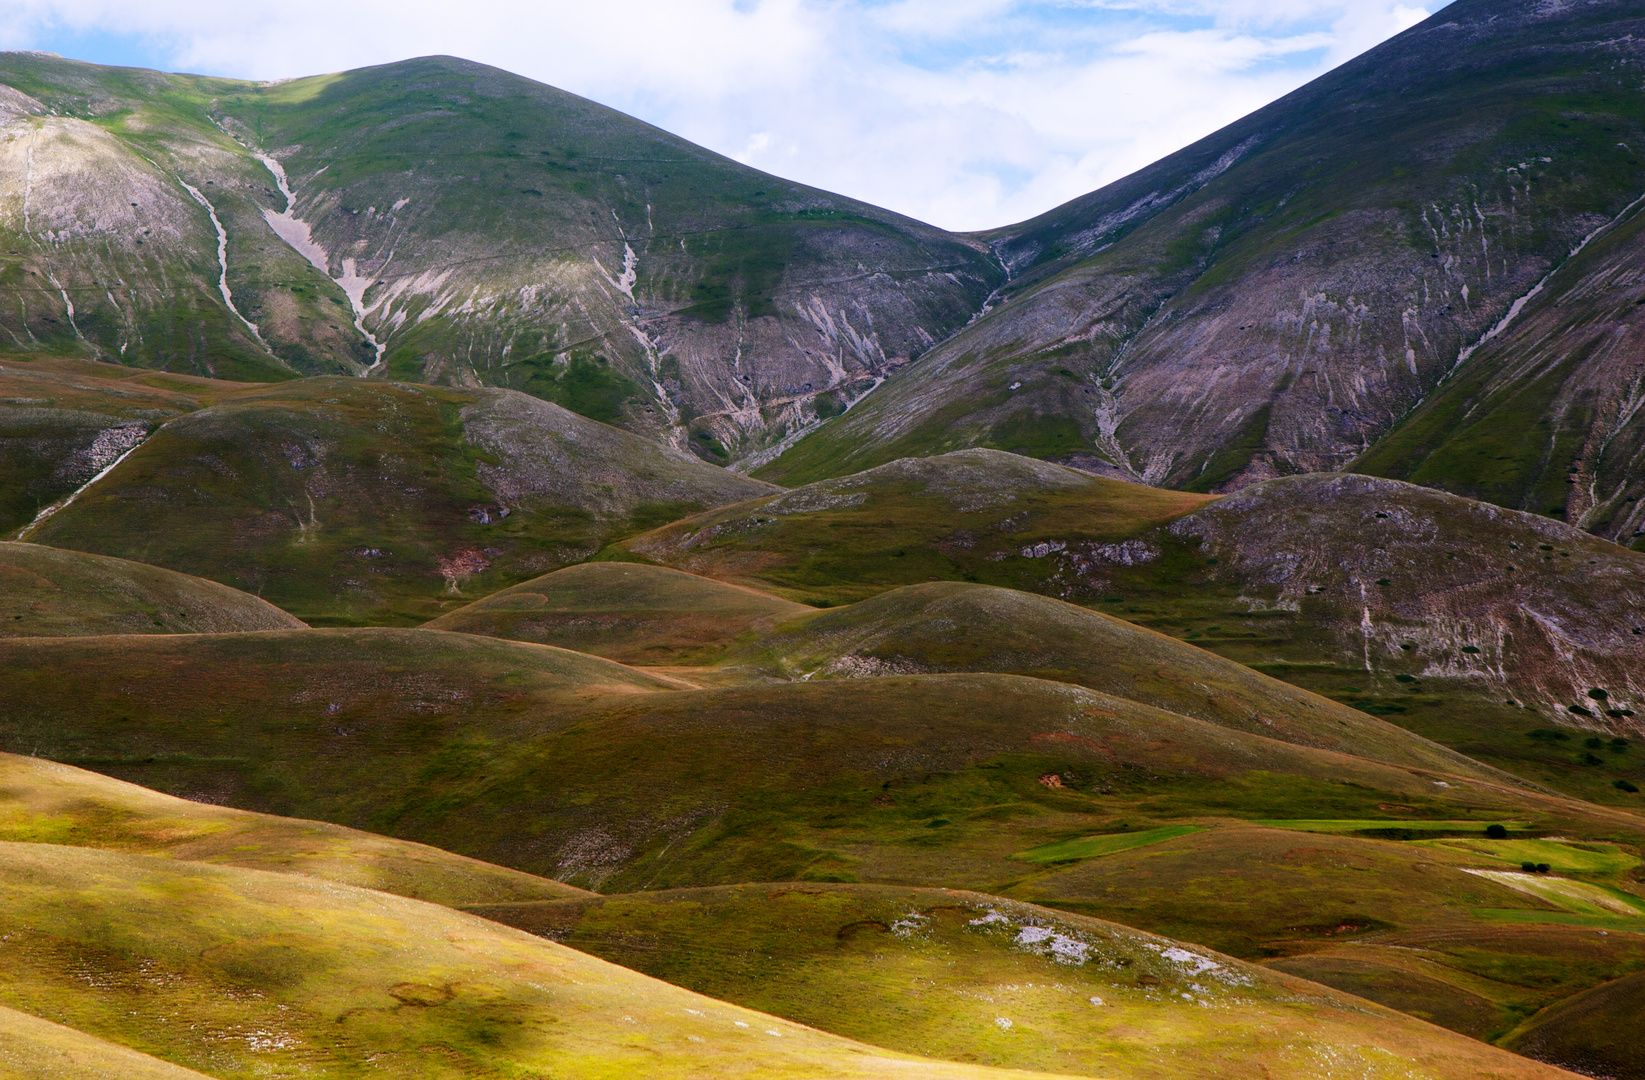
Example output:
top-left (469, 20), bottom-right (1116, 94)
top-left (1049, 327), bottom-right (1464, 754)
top-left (0, 751), bottom-right (585, 906)
top-left (0, 1004), bottom-right (218, 1080)
top-left (613, 454), bottom-right (1645, 726)
top-left (0, 541), bottom-right (303, 636)
top-left (18, 376), bottom-right (775, 623)
top-left (0, 842), bottom-right (1071, 1080)
top-left (0, 50), bottom-right (1002, 464)
top-left (471, 882), bottom-right (1577, 1080)
top-left (423, 561), bottom-right (810, 666)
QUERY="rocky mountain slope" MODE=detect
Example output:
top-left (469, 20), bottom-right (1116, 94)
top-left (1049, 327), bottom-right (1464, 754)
top-left (762, 0), bottom-right (1645, 538)
top-left (0, 51), bottom-right (1001, 464)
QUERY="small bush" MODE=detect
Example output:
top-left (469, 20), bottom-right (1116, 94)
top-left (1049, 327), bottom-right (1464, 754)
top-left (1375, 578), bottom-right (1392, 586)
top-left (1570, 705), bottom-right (1594, 717)
top-left (1461, 645), bottom-right (1481, 654)
top-left (1589, 688), bottom-right (1610, 701)
top-left (1581, 752), bottom-right (1605, 766)
top-left (1612, 738), bottom-right (1630, 750)
top-left (1586, 737), bottom-right (1605, 749)
top-left (1536, 863), bottom-right (1551, 874)
top-left (1528, 729), bottom-right (1571, 742)
top-left (1616, 779), bottom-right (1640, 793)
top-left (1521, 862), bottom-right (1538, 872)
top-left (1485, 824), bottom-right (1509, 839)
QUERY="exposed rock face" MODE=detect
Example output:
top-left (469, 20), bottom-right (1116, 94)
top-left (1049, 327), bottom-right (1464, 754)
top-left (0, 53), bottom-right (1000, 464)
top-left (1172, 474), bottom-right (1645, 726)
top-left (763, 0), bottom-right (1645, 532)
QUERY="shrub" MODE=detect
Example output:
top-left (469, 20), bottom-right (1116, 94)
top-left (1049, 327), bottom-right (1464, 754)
top-left (1528, 729), bottom-right (1571, 742)
top-left (1589, 688), bottom-right (1610, 701)
top-left (1536, 863), bottom-right (1551, 874)
top-left (1616, 779), bottom-right (1640, 793)
top-left (1570, 705), bottom-right (1594, 717)
top-left (1581, 752), bottom-right (1605, 766)
top-left (1612, 738), bottom-right (1630, 750)
top-left (1461, 645), bottom-right (1481, 654)
top-left (1485, 824), bottom-right (1509, 839)
top-left (1521, 862), bottom-right (1538, 872)
top-left (1586, 737), bottom-right (1605, 749)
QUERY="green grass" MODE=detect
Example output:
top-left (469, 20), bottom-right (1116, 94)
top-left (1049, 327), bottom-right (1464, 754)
top-left (1254, 820), bottom-right (1535, 836)
top-left (1420, 837), bottom-right (1642, 876)
top-left (1012, 825), bottom-right (1203, 864)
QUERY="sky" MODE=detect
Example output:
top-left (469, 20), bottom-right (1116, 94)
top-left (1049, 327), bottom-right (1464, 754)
top-left (1, 0), bottom-right (1449, 231)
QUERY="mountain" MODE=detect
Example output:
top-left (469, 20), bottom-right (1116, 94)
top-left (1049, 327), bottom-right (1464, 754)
top-left (0, 51), bottom-right (1002, 464)
top-left (18, 376), bottom-right (775, 623)
top-left (762, 0), bottom-right (1645, 546)
top-left (0, 540), bottom-right (304, 636)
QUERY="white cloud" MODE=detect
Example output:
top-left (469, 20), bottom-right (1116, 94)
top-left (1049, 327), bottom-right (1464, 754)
top-left (0, 0), bottom-right (1448, 230)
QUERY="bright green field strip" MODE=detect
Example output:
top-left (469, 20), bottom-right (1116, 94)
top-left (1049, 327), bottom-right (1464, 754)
top-left (1013, 825), bottom-right (1204, 864)
top-left (1420, 837), bottom-right (1642, 875)
top-left (1474, 909), bottom-right (1645, 933)
top-left (1251, 819), bottom-right (1533, 835)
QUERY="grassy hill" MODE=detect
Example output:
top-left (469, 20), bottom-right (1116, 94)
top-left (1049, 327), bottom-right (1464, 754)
top-left (0, 542), bottom-right (304, 636)
top-left (761, 0), bottom-right (1645, 532)
top-left (1503, 965), bottom-right (1645, 1078)
top-left (615, 449), bottom-right (1212, 606)
top-left (424, 562), bottom-right (809, 666)
top-left (0, 752), bottom-right (584, 906)
top-left (472, 882), bottom-right (1575, 1080)
top-left (0, 842), bottom-right (1063, 1080)
top-left (0, 353), bottom-right (258, 535)
top-left (612, 453), bottom-right (1645, 802)
top-left (0, 51), bottom-right (1001, 464)
top-left (21, 376), bottom-right (774, 624)
top-left (0, 1003), bottom-right (218, 1080)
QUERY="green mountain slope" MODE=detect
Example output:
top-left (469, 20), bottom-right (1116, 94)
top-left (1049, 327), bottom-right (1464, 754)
top-left (1354, 183), bottom-right (1645, 547)
top-left (0, 541), bottom-right (304, 636)
top-left (474, 882), bottom-right (1575, 1080)
top-left (19, 376), bottom-right (774, 623)
top-left (762, 0), bottom-right (1645, 518)
top-left (0, 51), bottom-right (1002, 464)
